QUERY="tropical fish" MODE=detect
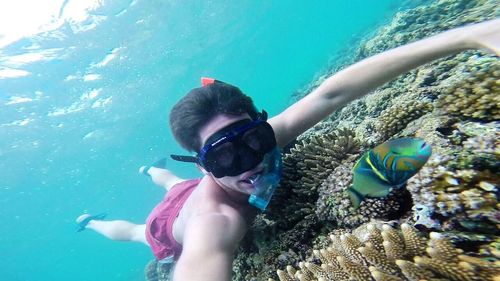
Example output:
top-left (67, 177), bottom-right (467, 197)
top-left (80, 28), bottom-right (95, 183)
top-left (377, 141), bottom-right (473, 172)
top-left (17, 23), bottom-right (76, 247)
top-left (346, 137), bottom-right (432, 209)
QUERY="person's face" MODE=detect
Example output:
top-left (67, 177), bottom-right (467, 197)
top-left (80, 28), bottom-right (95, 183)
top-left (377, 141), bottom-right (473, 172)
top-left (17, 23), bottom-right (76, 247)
top-left (198, 113), bottom-right (265, 195)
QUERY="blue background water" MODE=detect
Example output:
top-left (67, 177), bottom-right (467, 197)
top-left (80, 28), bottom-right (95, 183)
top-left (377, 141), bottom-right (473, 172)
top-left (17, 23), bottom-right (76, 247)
top-left (1, 1), bottom-right (403, 280)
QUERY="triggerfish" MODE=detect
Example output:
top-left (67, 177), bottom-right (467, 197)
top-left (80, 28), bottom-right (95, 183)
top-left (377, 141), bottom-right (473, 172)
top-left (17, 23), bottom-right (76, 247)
top-left (346, 137), bottom-right (432, 209)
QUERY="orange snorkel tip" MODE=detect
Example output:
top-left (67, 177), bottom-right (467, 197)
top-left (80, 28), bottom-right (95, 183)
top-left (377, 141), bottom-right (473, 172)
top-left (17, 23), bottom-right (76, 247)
top-left (201, 77), bottom-right (216, 86)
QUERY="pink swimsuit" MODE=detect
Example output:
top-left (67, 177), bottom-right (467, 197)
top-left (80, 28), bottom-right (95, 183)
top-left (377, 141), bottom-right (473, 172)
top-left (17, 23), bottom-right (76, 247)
top-left (145, 179), bottom-right (201, 261)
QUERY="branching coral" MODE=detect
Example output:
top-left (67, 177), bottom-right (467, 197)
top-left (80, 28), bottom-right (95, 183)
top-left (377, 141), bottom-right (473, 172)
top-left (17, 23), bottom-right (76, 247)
top-left (270, 127), bottom-right (361, 226)
top-left (435, 60), bottom-right (500, 121)
top-left (376, 100), bottom-right (433, 141)
top-left (273, 223), bottom-right (499, 281)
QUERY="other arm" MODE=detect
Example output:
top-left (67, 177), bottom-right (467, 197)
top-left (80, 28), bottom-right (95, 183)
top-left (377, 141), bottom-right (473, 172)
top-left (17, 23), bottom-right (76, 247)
top-left (269, 19), bottom-right (500, 147)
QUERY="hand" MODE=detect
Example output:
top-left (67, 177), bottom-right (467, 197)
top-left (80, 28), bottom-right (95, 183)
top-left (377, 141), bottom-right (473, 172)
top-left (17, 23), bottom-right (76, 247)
top-left (457, 18), bottom-right (500, 55)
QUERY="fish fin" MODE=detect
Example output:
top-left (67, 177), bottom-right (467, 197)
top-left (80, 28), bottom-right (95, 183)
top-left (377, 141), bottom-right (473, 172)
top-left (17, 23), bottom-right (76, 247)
top-left (366, 152), bottom-right (390, 182)
top-left (352, 152), bottom-right (369, 171)
top-left (346, 186), bottom-right (364, 209)
top-left (367, 186), bottom-right (392, 197)
top-left (352, 169), bottom-right (393, 198)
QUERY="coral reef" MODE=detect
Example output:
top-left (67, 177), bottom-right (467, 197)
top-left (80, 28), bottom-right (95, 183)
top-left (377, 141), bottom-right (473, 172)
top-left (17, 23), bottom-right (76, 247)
top-left (232, 128), bottom-right (361, 280)
top-left (230, 0), bottom-right (499, 279)
top-left (375, 100), bottom-right (433, 141)
top-left (274, 222), bottom-right (500, 281)
top-left (269, 127), bottom-right (361, 227)
top-left (407, 153), bottom-right (499, 233)
top-left (144, 260), bottom-right (174, 281)
top-left (316, 157), bottom-right (412, 228)
top-left (435, 60), bottom-right (499, 121)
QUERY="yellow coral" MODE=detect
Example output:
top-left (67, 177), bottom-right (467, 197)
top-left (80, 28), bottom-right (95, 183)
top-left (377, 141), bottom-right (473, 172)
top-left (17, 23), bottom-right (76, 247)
top-left (376, 100), bottom-right (433, 140)
top-left (436, 60), bottom-right (500, 121)
top-left (401, 223), bottom-right (427, 257)
top-left (276, 223), bottom-right (498, 281)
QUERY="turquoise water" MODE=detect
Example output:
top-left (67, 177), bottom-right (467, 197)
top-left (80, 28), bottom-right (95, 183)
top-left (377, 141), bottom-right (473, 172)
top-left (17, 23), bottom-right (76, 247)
top-left (0, 1), bottom-right (404, 280)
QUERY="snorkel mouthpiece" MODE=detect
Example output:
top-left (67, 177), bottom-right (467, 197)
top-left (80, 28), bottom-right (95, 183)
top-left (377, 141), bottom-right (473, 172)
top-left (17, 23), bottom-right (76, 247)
top-left (248, 174), bottom-right (260, 185)
top-left (248, 147), bottom-right (282, 211)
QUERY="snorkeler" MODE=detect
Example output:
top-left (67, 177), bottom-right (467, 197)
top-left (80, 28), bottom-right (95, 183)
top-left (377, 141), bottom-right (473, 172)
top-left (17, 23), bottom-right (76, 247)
top-left (77, 19), bottom-right (499, 281)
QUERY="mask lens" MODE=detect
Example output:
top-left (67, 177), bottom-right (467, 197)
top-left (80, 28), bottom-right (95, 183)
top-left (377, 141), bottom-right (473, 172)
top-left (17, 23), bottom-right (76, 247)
top-left (241, 127), bottom-right (262, 151)
top-left (241, 123), bottom-right (276, 153)
top-left (206, 142), bottom-right (235, 168)
top-left (242, 123), bottom-right (275, 152)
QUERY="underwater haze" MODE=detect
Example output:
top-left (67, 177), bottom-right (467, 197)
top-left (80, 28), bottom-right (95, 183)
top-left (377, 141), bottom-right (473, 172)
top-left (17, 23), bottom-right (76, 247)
top-left (1, 1), bottom-right (403, 280)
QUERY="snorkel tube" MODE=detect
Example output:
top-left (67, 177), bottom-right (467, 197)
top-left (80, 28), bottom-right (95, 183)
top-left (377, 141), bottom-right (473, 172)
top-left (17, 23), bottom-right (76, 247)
top-left (248, 147), bottom-right (283, 211)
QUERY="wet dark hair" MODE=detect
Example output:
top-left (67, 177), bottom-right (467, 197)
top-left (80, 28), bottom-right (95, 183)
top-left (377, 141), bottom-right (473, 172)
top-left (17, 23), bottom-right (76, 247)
top-left (169, 82), bottom-right (259, 152)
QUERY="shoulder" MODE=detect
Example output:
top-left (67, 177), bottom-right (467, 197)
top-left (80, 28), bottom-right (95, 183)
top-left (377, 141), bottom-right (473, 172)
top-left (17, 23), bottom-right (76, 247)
top-left (184, 212), bottom-right (247, 251)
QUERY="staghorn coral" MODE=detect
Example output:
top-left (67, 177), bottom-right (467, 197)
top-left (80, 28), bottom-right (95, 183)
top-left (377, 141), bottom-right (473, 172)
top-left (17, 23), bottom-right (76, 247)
top-left (435, 60), bottom-right (500, 121)
top-left (274, 222), bottom-right (499, 281)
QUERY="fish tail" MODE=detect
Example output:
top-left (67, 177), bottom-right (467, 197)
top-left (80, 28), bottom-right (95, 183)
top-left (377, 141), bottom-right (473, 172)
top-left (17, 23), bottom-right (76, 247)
top-left (346, 186), bottom-right (365, 209)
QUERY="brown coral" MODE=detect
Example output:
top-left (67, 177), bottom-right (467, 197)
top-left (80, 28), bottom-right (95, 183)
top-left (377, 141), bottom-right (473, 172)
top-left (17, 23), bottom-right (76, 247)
top-left (407, 153), bottom-right (499, 233)
top-left (435, 60), bottom-right (500, 121)
top-left (376, 100), bottom-right (433, 140)
top-left (274, 222), bottom-right (499, 281)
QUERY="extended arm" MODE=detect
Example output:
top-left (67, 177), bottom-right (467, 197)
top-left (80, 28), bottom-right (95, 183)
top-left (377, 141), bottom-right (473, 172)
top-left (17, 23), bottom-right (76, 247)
top-left (173, 213), bottom-right (246, 281)
top-left (270, 19), bottom-right (500, 147)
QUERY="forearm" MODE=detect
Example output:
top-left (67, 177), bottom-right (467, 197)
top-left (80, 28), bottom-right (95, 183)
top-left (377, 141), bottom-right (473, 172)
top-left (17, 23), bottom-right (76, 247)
top-left (316, 27), bottom-right (471, 105)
